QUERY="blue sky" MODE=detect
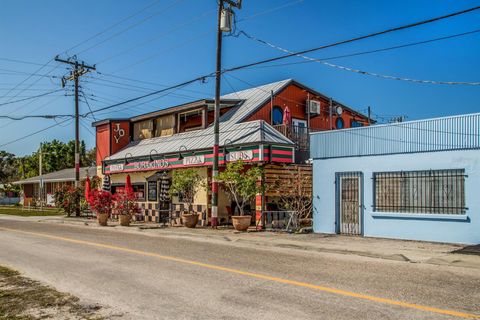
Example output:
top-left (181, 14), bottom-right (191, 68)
top-left (0, 0), bottom-right (479, 156)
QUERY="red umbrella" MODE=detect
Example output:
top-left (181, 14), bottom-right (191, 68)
top-left (283, 106), bottom-right (291, 125)
top-left (85, 176), bottom-right (92, 203)
top-left (125, 174), bottom-right (134, 195)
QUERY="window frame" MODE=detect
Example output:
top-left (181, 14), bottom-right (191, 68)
top-left (372, 169), bottom-right (467, 215)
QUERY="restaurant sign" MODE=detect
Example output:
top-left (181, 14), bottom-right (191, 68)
top-left (108, 163), bottom-right (125, 173)
top-left (133, 159), bottom-right (169, 170)
top-left (183, 155), bottom-right (205, 166)
top-left (226, 150), bottom-right (253, 162)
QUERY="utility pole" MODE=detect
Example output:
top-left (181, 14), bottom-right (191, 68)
top-left (55, 56), bottom-right (95, 216)
top-left (367, 106), bottom-right (371, 125)
top-left (39, 143), bottom-right (43, 211)
top-left (212, 0), bottom-right (242, 228)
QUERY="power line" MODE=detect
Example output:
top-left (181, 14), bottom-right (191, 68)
top-left (70, 6), bottom-right (480, 121)
top-left (95, 8), bottom-right (214, 65)
top-left (239, 28), bottom-right (480, 70)
top-left (241, 31), bottom-right (480, 85)
top-left (81, 75), bottom-right (212, 118)
top-left (0, 57), bottom-right (47, 67)
top-left (224, 5), bottom-right (480, 73)
top-left (0, 89), bottom-right (63, 107)
top-left (80, 91), bottom-right (97, 121)
top-left (62, 0), bottom-right (162, 54)
top-left (0, 118), bottom-right (71, 148)
top-left (0, 114), bottom-right (73, 120)
top-left (0, 60), bottom-right (54, 101)
top-left (76, 0), bottom-right (185, 55)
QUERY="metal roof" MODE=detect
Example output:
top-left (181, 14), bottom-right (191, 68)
top-left (106, 120), bottom-right (294, 161)
top-left (219, 79), bottom-right (292, 125)
top-left (310, 113), bottom-right (480, 159)
top-left (13, 167), bottom-right (97, 185)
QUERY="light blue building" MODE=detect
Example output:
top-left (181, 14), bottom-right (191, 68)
top-left (310, 113), bottom-right (480, 244)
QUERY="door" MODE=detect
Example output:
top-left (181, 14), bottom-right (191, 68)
top-left (337, 172), bottom-right (363, 235)
top-left (292, 119), bottom-right (307, 134)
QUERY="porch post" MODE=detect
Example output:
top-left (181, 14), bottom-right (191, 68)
top-left (255, 170), bottom-right (265, 230)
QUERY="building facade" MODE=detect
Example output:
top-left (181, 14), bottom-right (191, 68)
top-left (13, 167), bottom-right (97, 207)
top-left (310, 113), bottom-right (480, 244)
top-left (94, 79), bottom-right (369, 225)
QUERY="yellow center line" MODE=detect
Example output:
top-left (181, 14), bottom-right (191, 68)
top-left (1, 226), bottom-right (478, 319)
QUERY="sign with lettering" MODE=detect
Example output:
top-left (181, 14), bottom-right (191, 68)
top-left (113, 123), bottom-right (126, 144)
top-left (133, 159), bottom-right (169, 170)
top-left (183, 155), bottom-right (205, 166)
top-left (226, 150), bottom-right (254, 162)
top-left (109, 163), bottom-right (124, 173)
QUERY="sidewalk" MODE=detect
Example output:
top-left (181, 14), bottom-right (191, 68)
top-left (5, 214), bottom-right (480, 270)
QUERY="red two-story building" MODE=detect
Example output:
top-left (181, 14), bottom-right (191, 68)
top-left (93, 79), bottom-right (369, 225)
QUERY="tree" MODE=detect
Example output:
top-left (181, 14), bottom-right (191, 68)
top-left (0, 151), bottom-right (18, 183)
top-left (271, 166), bottom-right (313, 221)
top-left (218, 160), bottom-right (263, 216)
top-left (169, 168), bottom-right (202, 215)
top-left (17, 140), bottom-right (96, 179)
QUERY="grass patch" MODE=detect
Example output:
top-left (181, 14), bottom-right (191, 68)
top-left (0, 207), bottom-right (62, 217)
top-left (0, 265), bottom-right (104, 319)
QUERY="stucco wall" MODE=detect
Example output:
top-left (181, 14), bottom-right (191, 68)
top-left (312, 149), bottom-right (480, 244)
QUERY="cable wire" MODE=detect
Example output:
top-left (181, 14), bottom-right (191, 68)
top-left (224, 5), bottom-right (480, 73)
top-left (240, 31), bottom-right (480, 85)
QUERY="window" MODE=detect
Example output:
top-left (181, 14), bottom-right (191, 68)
top-left (148, 181), bottom-right (157, 202)
top-left (133, 120), bottom-right (153, 141)
top-left (351, 120), bottom-right (364, 127)
top-left (335, 117), bottom-right (344, 129)
top-left (272, 106), bottom-right (283, 125)
top-left (373, 169), bottom-right (466, 214)
top-left (132, 183), bottom-right (146, 201)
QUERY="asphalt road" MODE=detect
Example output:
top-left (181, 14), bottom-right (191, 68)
top-left (0, 218), bottom-right (479, 320)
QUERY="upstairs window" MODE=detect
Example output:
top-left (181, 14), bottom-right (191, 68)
top-left (272, 106), bottom-right (283, 125)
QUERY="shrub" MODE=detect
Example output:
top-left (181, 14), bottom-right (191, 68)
top-left (89, 189), bottom-right (113, 217)
top-left (53, 185), bottom-right (83, 216)
top-left (169, 168), bottom-right (201, 214)
top-left (113, 190), bottom-right (140, 216)
top-left (218, 160), bottom-right (263, 216)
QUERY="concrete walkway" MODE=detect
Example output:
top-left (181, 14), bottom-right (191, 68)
top-left (2, 214), bottom-right (479, 270)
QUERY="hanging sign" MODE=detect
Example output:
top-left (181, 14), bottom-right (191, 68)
top-left (183, 155), bottom-right (205, 166)
top-left (226, 150), bottom-right (254, 162)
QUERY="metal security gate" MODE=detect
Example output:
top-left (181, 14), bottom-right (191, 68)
top-left (337, 172), bottom-right (363, 235)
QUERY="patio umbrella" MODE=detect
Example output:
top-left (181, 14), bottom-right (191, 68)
top-left (283, 106), bottom-right (291, 125)
top-left (84, 176), bottom-right (91, 203)
top-left (125, 174), bottom-right (134, 195)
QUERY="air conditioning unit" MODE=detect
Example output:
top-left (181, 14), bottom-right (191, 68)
top-left (306, 100), bottom-right (321, 114)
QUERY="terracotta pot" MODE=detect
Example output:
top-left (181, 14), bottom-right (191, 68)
top-left (182, 213), bottom-right (199, 228)
top-left (119, 215), bottom-right (131, 227)
top-left (232, 215), bottom-right (251, 232)
top-left (97, 213), bottom-right (108, 226)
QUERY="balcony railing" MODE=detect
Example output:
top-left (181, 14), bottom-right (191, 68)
top-left (273, 124), bottom-right (321, 151)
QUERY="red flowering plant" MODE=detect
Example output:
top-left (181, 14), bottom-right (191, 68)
top-left (88, 189), bottom-right (113, 217)
top-left (112, 190), bottom-right (140, 217)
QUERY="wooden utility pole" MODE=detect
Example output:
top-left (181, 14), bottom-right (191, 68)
top-left (54, 56), bottom-right (95, 216)
top-left (211, 0), bottom-right (241, 228)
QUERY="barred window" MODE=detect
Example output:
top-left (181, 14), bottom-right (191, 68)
top-left (373, 169), bottom-right (466, 214)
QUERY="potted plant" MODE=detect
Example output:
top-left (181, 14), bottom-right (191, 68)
top-left (218, 160), bottom-right (263, 231)
top-left (113, 190), bottom-right (140, 227)
top-left (169, 168), bottom-right (201, 228)
top-left (89, 189), bottom-right (113, 226)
